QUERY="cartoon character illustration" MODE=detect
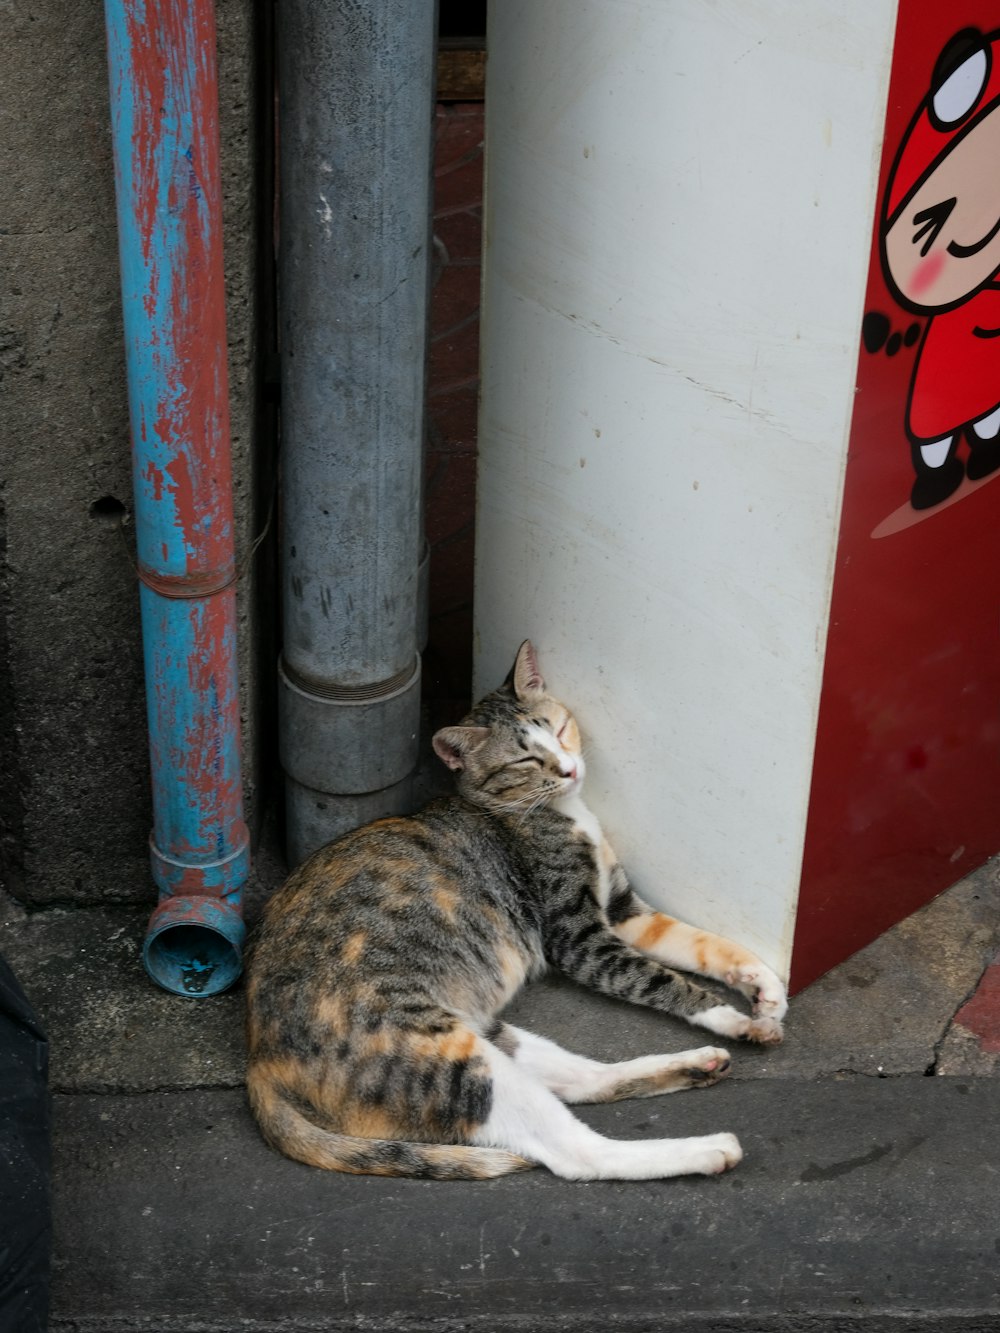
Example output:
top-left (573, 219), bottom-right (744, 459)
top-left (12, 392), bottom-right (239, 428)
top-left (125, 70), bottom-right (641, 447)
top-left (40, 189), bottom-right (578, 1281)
top-left (880, 27), bottom-right (1000, 510)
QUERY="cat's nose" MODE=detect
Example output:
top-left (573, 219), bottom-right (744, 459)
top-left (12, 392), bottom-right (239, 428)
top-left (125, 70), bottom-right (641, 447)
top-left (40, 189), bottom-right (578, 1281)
top-left (563, 761), bottom-right (578, 781)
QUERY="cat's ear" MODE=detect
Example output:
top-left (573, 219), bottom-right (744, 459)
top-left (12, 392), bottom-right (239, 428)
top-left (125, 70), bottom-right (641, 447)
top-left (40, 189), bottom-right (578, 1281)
top-left (506, 639), bottom-right (546, 701)
top-left (432, 725), bottom-right (491, 771)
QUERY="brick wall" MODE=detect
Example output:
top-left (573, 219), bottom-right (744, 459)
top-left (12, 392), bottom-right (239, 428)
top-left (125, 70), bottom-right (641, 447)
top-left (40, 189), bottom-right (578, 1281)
top-left (424, 103), bottom-right (484, 706)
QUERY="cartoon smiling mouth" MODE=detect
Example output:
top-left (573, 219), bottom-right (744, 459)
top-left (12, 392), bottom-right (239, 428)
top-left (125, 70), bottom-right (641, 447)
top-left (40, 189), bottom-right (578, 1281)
top-left (947, 211), bottom-right (1000, 257)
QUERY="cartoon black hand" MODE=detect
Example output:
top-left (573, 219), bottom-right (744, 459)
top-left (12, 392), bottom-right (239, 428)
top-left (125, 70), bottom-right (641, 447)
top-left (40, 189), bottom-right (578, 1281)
top-left (862, 311), bottom-right (922, 357)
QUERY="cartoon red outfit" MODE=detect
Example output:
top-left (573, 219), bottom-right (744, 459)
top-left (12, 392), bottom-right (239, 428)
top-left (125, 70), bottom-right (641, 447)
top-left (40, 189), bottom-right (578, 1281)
top-left (909, 281), bottom-right (1000, 441)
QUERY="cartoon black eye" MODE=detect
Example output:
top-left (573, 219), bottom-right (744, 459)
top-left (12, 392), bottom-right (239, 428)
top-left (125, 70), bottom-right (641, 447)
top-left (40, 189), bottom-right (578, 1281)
top-left (932, 43), bottom-right (989, 127)
top-left (912, 197), bottom-right (956, 255)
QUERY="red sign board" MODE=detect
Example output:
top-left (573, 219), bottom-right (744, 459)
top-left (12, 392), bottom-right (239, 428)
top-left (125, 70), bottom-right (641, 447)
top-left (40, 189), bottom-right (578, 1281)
top-left (793, 2), bottom-right (1000, 990)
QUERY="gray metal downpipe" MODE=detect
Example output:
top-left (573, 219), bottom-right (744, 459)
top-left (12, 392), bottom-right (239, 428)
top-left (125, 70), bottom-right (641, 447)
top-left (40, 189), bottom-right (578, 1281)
top-left (277, 0), bottom-right (437, 864)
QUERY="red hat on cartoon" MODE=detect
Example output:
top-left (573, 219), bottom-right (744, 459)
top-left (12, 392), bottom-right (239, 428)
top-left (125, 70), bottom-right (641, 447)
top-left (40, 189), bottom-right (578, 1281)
top-left (886, 29), bottom-right (1000, 226)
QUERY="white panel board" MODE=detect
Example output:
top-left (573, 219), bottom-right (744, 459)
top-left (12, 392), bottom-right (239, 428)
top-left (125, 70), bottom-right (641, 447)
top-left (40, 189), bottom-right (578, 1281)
top-left (475, 0), bottom-right (898, 977)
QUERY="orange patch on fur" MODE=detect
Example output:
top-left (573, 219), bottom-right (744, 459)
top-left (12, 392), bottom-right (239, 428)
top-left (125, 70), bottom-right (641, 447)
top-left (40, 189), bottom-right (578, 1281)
top-left (480, 903), bottom-right (504, 930)
top-left (716, 943), bottom-right (746, 974)
top-left (407, 1026), bottom-right (477, 1065)
top-left (497, 942), bottom-right (528, 993)
top-left (314, 993), bottom-right (348, 1034)
top-left (341, 930), bottom-right (367, 965)
top-left (431, 883), bottom-right (459, 919)
top-left (245, 1008), bottom-right (264, 1052)
top-left (635, 915), bottom-right (675, 951)
top-left (690, 933), bottom-right (743, 977)
top-left (357, 1027), bottom-right (394, 1057)
top-left (247, 1054), bottom-right (308, 1108)
top-left (338, 1103), bottom-right (404, 1141)
top-left (440, 1027), bottom-right (478, 1063)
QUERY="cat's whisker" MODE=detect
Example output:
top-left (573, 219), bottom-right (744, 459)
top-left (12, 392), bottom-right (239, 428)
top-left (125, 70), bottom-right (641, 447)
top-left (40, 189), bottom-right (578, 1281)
top-left (498, 790), bottom-right (550, 827)
top-left (513, 792), bottom-right (550, 829)
top-left (499, 788), bottom-right (546, 810)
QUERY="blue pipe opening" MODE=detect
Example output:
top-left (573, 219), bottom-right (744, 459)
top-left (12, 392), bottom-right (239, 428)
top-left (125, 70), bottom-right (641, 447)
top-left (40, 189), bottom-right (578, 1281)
top-left (143, 896), bottom-right (246, 997)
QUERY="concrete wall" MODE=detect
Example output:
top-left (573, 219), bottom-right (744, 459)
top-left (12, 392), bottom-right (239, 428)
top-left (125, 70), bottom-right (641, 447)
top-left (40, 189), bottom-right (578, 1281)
top-left (0, 1), bottom-right (264, 907)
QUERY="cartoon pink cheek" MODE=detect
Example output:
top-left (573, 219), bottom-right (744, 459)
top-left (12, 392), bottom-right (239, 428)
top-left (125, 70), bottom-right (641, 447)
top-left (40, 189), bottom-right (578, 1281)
top-left (910, 249), bottom-right (946, 296)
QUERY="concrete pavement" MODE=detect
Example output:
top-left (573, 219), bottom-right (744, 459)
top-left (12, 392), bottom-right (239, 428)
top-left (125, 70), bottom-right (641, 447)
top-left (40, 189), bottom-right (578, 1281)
top-left (3, 844), bottom-right (999, 1331)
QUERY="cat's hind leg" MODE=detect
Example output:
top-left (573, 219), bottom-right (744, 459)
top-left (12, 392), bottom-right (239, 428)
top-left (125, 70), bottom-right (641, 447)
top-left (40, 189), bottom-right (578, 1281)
top-left (471, 1036), bottom-right (741, 1180)
top-left (494, 1023), bottom-right (732, 1103)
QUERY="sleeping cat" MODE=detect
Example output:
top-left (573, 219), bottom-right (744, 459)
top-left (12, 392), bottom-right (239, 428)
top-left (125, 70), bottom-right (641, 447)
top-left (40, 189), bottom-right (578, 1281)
top-left (245, 641), bottom-right (788, 1182)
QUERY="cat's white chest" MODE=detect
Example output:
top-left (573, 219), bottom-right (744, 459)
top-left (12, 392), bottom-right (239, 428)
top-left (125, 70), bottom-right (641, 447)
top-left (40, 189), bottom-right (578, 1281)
top-left (553, 792), bottom-right (603, 845)
top-left (552, 793), bottom-right (614, 906)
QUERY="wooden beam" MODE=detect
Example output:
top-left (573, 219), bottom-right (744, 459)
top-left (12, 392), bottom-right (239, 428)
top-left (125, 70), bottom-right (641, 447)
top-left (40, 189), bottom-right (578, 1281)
top-left (437, 44), bottom-right (486, 100)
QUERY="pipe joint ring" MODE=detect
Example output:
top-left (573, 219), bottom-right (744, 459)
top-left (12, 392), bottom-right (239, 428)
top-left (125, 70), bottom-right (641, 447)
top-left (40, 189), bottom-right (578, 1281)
top-left (149, 824), bottom-right (251, 898)
top-left (138, 564), bottom-right (238, 599)
top-left (278, 653), bottom-right (421, 796)
top-left (281, 655), bottom-right (419, 705)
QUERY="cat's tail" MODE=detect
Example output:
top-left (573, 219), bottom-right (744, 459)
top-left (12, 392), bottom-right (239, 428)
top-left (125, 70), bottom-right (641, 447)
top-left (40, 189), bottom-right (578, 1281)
top-left (248, 1077), bottom-right (533, 1180)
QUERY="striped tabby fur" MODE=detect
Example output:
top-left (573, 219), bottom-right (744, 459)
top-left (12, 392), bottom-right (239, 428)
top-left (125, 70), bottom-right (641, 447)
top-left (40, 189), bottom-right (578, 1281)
top-left (246, 642), bottom-right (788, 1181)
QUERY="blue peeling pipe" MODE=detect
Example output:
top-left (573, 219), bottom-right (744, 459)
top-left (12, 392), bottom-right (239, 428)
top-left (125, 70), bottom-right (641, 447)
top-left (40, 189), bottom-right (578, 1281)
top-left (104, 0), bottom-right (250, 996)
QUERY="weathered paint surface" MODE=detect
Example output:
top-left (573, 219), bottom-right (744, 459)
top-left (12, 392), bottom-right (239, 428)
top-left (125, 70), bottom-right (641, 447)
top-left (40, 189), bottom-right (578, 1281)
top-left (950, 959), bottom-right (1000, 1055)
top-left (104, 0), bottom-right (248, 911)
top-left (142, 587), bottom-right (247, 893)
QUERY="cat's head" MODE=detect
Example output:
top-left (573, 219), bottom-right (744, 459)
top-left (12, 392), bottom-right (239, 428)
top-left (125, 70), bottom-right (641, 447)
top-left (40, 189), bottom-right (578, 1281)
top-left (432, 641), bottom-right (585, 811)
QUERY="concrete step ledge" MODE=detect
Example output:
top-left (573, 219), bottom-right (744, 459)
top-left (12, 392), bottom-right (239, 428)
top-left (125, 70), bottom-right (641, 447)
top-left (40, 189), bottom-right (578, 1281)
top-left (51, 1078), bottom-right (1000, 1331)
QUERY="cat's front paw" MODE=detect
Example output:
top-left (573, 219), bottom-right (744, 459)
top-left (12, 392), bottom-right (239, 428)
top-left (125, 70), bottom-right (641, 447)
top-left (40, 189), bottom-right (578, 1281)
top-left (724, 964), bottom-right (788, 1022)
top-left (694, 1004), bottom-right (782, 1045)
top-left (743, 1015), bottom-right (783, 1045)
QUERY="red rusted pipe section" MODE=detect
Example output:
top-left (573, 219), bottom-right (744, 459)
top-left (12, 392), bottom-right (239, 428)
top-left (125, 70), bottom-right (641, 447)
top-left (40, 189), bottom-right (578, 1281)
top-left (104, 0), bottom-right (249, 995)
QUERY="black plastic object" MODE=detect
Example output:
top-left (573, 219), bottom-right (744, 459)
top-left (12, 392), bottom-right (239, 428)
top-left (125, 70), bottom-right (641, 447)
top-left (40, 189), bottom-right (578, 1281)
top-left (0, 953), bottom-right (51, 1332)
